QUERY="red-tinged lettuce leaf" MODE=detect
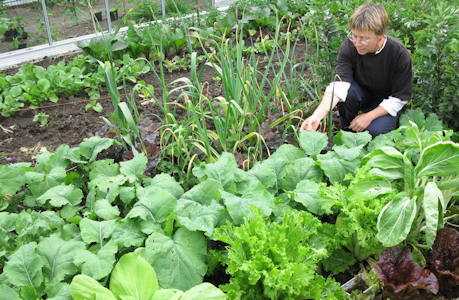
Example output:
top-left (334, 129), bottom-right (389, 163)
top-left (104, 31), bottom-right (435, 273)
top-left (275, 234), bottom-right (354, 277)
top-left (374, 247), bottom-right (439, 297)
top-left (429, 227), bottom-right (459, 297)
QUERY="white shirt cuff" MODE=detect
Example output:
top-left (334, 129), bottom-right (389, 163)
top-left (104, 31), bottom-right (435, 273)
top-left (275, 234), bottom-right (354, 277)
top-left (326, 81), bottom-right (351, 102)
top-left (379, 96), bottom-right (407, 117)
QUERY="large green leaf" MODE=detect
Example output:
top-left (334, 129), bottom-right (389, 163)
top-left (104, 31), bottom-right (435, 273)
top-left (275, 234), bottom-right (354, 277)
top-left (37, 184), bottom-right (83, 207)
top-left (248, 162), bottom-right (277, 190)
top-left (120, 153), bottom-right (148, 183)
top-left (180, 179), bottom-right (222, 206)
top-left (79, 218), bottom-right (117, 245)
top-left (222, 190), bottom-right (274, 225)
top-left (437, 177), bottom-right (459, 200)
top-left (144, 228), bottom-right (207, 290)
top-left (422, 182), bottom-right (443, 248)
top-left (294, 180), bottom-right (333, 215)
top-left (230, 169), bottom-right (266, 196)
top-left (74, 241), bottom-right (118, 280)
top-left (26, 166), bottom-right (67, 201)
top-left (317, 152), bottom-right (347, 184)
top-left (127, 186), bottom-right (176, 223)
top-left (364, 147), bottom-right (404, 169)
top-left (298, 131), bottom-right (328, 157)
top-left (111, 220), bottom-right (146, 248)
top-left (152, 289), bottom-right (183, 300)
top-left (369, 168), bottom-right (405, 180)
top-left (367, 130), bottom-right (399, 152)
top-left (415, 142), bottom-right (459, 178)
top-left (38, 236), bottom-right (86, 283)
top-left (72, 137), bottom-right (115, 163)
top-left (399, 109), bottom-right (427, 129)
top-left (0, 212), bottom-right (17, 240)
top-left (95, 199), bottom-right (120, 220)
top-left (90, 174), bottom-right (127, 203)
top-left (144, 173), bottom-right (184, 199)
top-left (333, 145), bottom-right (364, 161)
top-left (376, 195), bottom-right (417, 247)
top-left (346, 177), bottom-right (393, 200)
top-left (109, 252), bottom-right (159, 299)
top-left (4, 242), bottom-right (44, 288)
top-left (399, 109), bottom-right (443, 131)
top-left (333, 130), bottom-right (372, 148)
top-left (88, 159), bottom-right (119, 180)
top-left (0, 163), bottom-right (31, 202)
top-left (278, 157), bottom-right (322, 191)
top-left (34, 145), bottom-right (70, 171)
top-left (70, 275), bottom-right (116, 300)
top-left (192, 152), bottom-right (239, 187)
top-left (119, 186), bottom-right (136, 205)
top-left (13, 211), bottom-right (64, 245)
top-left (262, 144), bottom-right (304, 175)
top-left (46, 282), bottom-right (71, 300)
top-left (364, 148), bottom-right (405, 181)
top-left (176, 199), bottom-right (225, 236)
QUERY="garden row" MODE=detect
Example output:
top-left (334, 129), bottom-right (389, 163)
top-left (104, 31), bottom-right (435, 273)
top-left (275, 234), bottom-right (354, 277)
top-left (0, 109), bottom-right (458, 299)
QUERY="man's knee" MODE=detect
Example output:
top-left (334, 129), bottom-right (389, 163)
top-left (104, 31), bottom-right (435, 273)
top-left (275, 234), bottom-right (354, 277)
top-left (367, 115), bottom-right (398, 137)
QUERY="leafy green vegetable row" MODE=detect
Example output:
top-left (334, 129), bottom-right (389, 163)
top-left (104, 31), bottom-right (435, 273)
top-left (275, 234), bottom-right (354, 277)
top-left (0, 110), bottom-right (457, 298)
top-left (0, 54), bottom-right (152, 117)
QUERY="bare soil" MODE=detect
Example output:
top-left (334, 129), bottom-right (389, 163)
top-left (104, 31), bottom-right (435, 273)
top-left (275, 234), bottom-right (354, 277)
top-left (0, 65), bottom-right (220, 163)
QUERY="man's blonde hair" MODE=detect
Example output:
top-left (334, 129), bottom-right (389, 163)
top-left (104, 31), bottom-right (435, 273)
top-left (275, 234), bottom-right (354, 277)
top-left (349, 3), bottom-right (389, 35)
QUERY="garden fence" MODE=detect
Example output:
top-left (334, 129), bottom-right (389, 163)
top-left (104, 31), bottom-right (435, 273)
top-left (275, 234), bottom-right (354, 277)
top-left (0, 0), bottom-right (230, 54)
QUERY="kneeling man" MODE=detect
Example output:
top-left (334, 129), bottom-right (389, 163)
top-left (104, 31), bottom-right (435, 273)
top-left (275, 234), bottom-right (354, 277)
top-left (301, 3), bottom-right (412, 136)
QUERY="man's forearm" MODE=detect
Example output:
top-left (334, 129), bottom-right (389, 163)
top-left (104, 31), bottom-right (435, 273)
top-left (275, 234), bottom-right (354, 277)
top-left (367, 105), bottom-right (389, 120)
top-left (312, 81), bottom-right (351, 120)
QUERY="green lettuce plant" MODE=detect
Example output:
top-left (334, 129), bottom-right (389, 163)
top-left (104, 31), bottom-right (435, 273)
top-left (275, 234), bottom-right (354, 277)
top-left (213, 210), bottom-right (347, 299)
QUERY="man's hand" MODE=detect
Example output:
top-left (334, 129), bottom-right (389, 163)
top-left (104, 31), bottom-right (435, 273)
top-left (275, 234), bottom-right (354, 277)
top-left (300, 115), bottom-right (321, 131)
top-left (349, 112), bottom-right (374, 132)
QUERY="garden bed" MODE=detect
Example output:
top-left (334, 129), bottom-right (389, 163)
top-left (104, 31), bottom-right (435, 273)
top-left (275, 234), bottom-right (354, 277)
top-left (0, 1), bottom-right (457, 299)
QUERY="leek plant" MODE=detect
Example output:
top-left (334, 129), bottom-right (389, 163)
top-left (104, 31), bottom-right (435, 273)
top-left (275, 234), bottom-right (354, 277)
top-left (100, 61), bottom-right (142, 154)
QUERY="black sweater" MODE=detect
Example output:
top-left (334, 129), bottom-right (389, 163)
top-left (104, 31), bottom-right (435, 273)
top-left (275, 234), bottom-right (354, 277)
top-left (335, 36), bottom-right (412, 102)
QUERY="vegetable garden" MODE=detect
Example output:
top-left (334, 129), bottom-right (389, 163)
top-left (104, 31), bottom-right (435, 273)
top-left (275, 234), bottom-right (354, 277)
top-left (0, 0), bottom-right (458, 299)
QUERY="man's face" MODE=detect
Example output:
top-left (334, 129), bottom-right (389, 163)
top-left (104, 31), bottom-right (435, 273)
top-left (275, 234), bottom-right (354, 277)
top-left (349, 29), bottom-right (385, 55)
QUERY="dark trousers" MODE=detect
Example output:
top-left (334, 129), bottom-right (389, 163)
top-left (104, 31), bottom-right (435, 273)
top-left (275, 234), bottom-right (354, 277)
top-left (337, 81), bottom-right (398, 137)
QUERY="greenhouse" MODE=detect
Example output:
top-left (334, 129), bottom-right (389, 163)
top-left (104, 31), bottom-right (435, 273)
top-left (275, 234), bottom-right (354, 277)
top-left (0, 0), bottom-right (458, 299)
